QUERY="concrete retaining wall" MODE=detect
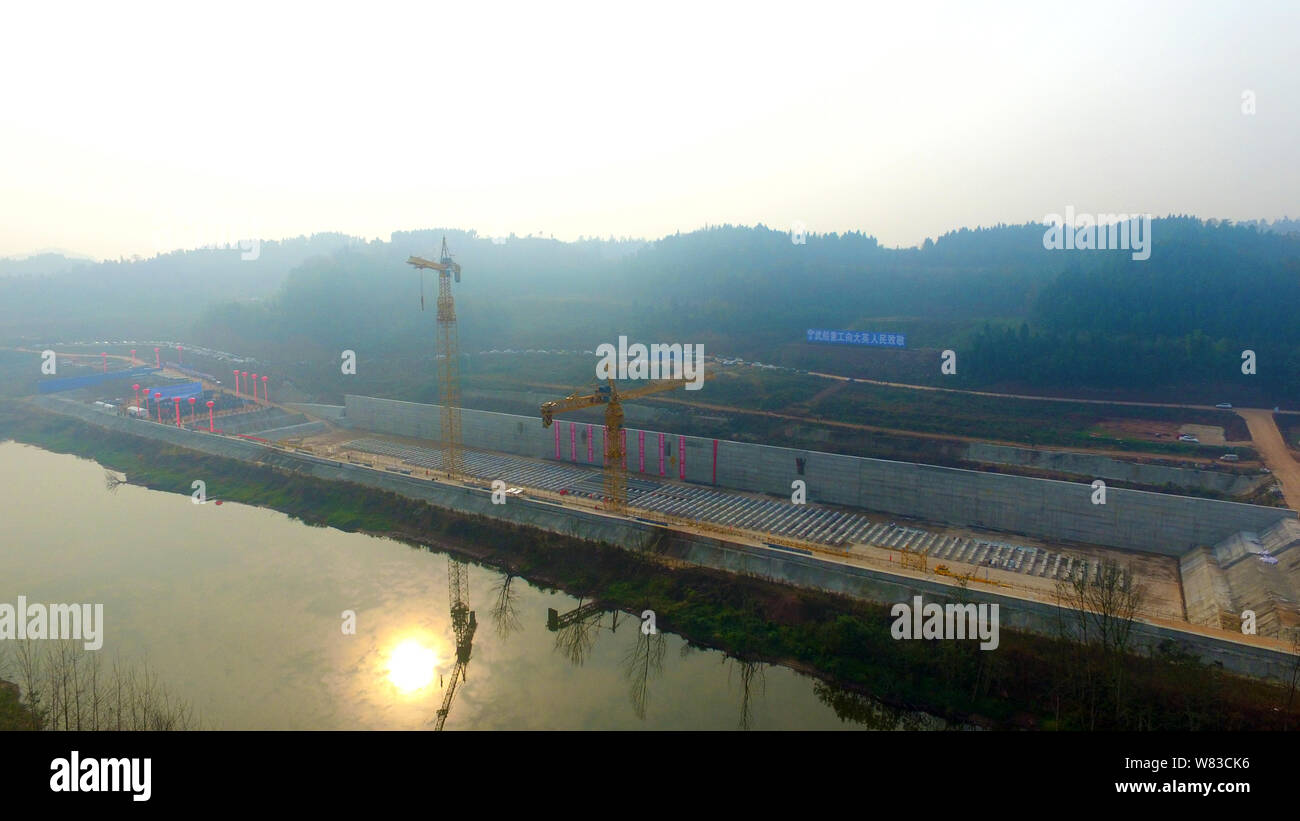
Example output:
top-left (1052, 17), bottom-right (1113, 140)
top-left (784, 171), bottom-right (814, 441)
top-left (286, 403), bottom-right (348, 421)
top-left (966, 442), bottom-right (1260, 496)
top-left (344, 395), bottom-right (1295, 556)
top-left (31, 395), bottom-right (1299, 681)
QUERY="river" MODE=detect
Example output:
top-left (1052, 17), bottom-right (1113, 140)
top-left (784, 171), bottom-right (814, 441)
top-left (0, 441), bottom-right (947, 730)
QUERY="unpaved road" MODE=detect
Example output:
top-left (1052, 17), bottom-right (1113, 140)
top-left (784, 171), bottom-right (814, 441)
top-left (521, 382), bottom-right (1249, 468)
top-left (802, 369), bottom-right (1300, 415)
top-left (1237, 409), bottom-right (1300, 512)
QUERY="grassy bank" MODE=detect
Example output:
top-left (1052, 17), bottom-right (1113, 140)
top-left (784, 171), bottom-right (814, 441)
top-left (2, 398), bottom-right (1297, 730)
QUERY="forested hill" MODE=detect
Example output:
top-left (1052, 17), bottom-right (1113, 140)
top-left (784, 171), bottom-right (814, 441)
top-left (0, 233), bottom-right (365, 339)
top-left (191, 222), bottom-right (1068, 358)
top-left (183, 219), bottom-right (1299, 401)
top-left (618, 223), bottom-right (1059, 334)
top-left (6, 218), bottom-right (1299, 402)
top-left (967, 218), bottom-right (1300, 399)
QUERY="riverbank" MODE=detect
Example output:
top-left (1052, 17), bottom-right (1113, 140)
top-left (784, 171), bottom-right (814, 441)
top-left (3, 399), bottom-right (1298, 730)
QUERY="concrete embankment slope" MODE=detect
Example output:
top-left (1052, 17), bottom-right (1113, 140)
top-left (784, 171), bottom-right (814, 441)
top-left (344, 395), bottom-right (1295, 557)
top-left (26, 395), bottom-right (1300, 681)
top-left (965, 441), bottom-right (1264, 497)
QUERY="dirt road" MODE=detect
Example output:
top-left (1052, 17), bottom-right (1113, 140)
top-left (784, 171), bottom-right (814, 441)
top-left (1236, 409), bottom-right (1300, 512)
top-left (522, 380), bottom-right (1247, 468)
top-left (802, 370), bottom-right (1299, 415)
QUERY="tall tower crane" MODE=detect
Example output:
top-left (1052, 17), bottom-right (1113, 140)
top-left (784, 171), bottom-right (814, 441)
top-left (434, 558), bottom-right (476, 731)
top-left (540, 373), bottom-right (713, 513)
top-left (407, 237), bottom-right (465, 477)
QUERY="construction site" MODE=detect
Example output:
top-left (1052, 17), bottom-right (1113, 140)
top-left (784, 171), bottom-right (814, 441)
top-left (23, 237), bottom-right (1300, 681)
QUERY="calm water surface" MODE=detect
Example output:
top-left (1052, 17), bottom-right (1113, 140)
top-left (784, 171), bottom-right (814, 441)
top-left (0, 441), bottom-right (948, 730)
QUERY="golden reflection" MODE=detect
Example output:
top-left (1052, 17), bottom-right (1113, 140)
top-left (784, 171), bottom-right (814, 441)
top-left (388, 639), bottom-right (438, 693)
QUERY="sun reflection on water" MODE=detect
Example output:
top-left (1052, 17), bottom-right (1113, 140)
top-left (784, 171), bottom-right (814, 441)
top-left (387, 639), bottom-right (438, 693)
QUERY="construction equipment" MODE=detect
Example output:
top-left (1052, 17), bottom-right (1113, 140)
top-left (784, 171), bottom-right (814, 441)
top-left (898, 547), bottom-right (928, 572)
top-left (546, 600), bottom-right (612, 631)
top-left (934, 564), bottom-right (1004, 587)
top-left (407, 237), bottom-right (465, 477)
top-left (540, 374), bottom-right (713, 512)
top-left (546, 599), bottom-right (621, 668)
top-left (434, 558), bottom-right (476, 731)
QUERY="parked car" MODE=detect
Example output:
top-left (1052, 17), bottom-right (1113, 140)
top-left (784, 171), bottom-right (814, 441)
top-left (1216, 402), bottom-right (1233, 409)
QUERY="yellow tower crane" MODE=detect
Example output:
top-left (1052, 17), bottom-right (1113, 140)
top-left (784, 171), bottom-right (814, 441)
top-left (540, 373), bottom-right (713, 513)
top-left (407, 237), bottom-right (465, 477)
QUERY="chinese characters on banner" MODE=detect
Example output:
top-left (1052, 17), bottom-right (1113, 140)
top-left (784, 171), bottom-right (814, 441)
top-left (805, 328), bottom-right (906, 347)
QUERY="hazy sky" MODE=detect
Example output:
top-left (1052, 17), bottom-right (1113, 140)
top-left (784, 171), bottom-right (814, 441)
top-left (2, 0), bottom-right (1296, 259)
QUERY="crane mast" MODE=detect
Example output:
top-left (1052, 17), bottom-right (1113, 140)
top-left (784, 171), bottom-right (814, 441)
top-left (435, 557), bottom-right (475, 732)
top-left (407, 237), bottom-right (464, 477)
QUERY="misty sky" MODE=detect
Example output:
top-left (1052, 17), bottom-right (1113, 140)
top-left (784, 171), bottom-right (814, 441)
top-left (1, 0), bottom-right (1296, 260)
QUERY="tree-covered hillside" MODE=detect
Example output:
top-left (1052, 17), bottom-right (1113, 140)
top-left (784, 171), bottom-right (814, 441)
top-left (7, 218), bottom-right (1299, 404)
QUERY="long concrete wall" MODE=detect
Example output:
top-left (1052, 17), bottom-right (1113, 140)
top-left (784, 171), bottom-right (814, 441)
top-left (28, 394), bottom-right (1300, 682)
top-left (344, 394), bottom-right (1295, 556)
top-left (20, 394), bottom-right (1300, 680)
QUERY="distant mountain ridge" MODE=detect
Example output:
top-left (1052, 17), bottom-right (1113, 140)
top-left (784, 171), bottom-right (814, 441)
top-left (0, 252), bottom-right (95, 278)
top-left (7, 218), bottom-right (1300, 400)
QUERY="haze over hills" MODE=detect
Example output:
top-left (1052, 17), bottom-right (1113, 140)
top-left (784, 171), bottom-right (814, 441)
top-left (4, 217), bottom-right (1299, 402)
top-left (0, 233), bottom-right (365, 339)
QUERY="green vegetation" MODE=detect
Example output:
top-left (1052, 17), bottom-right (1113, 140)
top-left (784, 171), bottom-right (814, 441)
top-left (173, 219), bottom-right (1300, 409)
top-left (985, 218), bottom-right (1300, 403)
top-left (1275, 413), bottom-right (1300, 451)
top-left (7, 220), bottom-right (1300, 409)
top-left (3, 400), bottom-right (1297, 730)
top-left (0, 350), bottom-right (41, 398)
top-left (0, 679), bottom-right (37, 730)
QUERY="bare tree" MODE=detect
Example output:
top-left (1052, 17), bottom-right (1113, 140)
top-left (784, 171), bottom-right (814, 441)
top-left (623, 628), bottom-right (667, 720)
top-left (725, 657), bottom-right (767, 730)
top-left (3, 640), bottom-right (197, 731)
top-left (1053, 559), bottom-right (1146, 729)
top-left (552, 599), bottom-right (606, 667)
top-left (104, 469), bottom-right (127, 493)
top-left (12, 640), bottom-right (46, 729)
top-left (488, 573), bottom-right (523, 639)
